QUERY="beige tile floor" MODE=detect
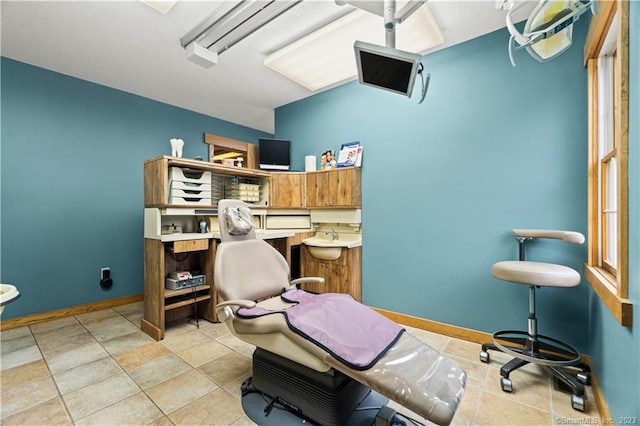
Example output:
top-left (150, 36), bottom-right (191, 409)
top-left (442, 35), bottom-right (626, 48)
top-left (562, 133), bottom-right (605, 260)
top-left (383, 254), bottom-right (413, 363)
top-left (1, 302), bottom-right (600, 425)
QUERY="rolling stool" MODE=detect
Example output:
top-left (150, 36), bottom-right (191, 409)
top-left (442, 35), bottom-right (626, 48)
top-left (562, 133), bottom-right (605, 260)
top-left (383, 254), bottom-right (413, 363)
top-left (480, 229), bottom-right (591, 411)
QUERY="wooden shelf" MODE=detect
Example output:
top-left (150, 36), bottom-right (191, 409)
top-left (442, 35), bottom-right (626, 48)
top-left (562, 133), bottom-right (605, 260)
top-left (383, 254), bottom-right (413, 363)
top-left (145, 155), bottom-right (271, 178)
top-left (165, 294), bottom-right (211, 311)
top-left (164, 284), bottom-right (210, 299)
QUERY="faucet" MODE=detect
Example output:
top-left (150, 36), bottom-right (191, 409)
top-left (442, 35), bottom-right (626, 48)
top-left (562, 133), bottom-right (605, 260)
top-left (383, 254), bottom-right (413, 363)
top-left (325, 228), bottom-right (338, 240)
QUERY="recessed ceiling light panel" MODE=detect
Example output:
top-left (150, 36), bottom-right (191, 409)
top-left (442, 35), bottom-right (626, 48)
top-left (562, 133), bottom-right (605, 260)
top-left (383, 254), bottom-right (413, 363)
top-left (140, 0), bottom-right (178, 15)
top-left (264, 4), bottom-right (443, 92)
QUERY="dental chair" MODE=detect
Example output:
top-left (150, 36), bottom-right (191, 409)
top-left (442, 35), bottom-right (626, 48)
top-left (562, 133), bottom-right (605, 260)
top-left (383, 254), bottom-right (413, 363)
top-left (480, 229), bottom-right (591, 412)
top-left (214, 200), bottom-right (466, 426)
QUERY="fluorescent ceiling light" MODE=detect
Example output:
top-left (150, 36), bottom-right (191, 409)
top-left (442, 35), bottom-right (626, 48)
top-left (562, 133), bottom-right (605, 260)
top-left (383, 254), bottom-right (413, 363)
top-left (264, 4), bottom-right (443, 92)
top-left (141, 1), bottom-right (178, 15)
top-left (181, 1), bottom-right (300, 58)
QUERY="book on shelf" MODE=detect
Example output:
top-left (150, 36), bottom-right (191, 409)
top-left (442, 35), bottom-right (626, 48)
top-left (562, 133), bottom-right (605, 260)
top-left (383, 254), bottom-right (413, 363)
top-left (354, 145), bottom-right (363, 167)
top-left (337, 141), bottom-right (360, 168)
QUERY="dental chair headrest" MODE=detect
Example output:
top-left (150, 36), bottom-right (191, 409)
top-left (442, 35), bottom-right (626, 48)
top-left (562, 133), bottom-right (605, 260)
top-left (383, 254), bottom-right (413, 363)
top-left (218, 199), bottom-right (256, 242)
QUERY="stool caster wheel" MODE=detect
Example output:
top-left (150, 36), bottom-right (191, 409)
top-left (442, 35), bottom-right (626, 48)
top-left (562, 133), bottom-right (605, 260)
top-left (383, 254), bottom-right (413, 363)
top-left (500, 377), bottom-right (513, 393)
top-left (571, 394), bottom-right (586, 412)
top-left (479, 351), bottom-right (490, 363)
top-left (576, 371), bottom-right (591, 386)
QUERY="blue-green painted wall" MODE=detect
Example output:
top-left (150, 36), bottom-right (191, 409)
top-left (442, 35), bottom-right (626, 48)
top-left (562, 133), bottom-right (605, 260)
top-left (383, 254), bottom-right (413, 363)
top-left (0, 57), bottom-right (271, 319)
top-left (276, 22), bottom-right (591, 352)
top-left (589, 2), bottom-right (640, 420)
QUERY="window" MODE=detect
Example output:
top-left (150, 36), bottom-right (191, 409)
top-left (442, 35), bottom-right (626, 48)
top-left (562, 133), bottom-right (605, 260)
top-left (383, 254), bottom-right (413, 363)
top-left (584, 0), bottom-right (632, 326)
top-left (598, 53), bottom-right (617, 277)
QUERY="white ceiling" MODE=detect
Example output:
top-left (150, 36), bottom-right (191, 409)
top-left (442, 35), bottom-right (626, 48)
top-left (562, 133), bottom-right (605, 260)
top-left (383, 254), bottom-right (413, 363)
top-left (0, 1), bottom-right (533, 133)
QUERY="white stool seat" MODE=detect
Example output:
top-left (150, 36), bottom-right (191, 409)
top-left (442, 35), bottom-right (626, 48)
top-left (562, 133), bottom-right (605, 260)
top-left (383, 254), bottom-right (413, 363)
top-left (492, 261), bottom-right (581, 288)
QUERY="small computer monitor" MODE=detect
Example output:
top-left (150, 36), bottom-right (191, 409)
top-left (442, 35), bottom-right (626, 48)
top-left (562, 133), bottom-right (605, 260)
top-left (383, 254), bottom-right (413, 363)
top-left (258, 138), bottom-right (291, 171)
top-left (354, 41), bottom-right (422, 97)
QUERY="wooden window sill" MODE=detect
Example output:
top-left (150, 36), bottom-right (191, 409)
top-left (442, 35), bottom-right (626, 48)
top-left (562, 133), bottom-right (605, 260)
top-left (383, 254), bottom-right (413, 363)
top-left (584, 264), bottom-right (633, 327)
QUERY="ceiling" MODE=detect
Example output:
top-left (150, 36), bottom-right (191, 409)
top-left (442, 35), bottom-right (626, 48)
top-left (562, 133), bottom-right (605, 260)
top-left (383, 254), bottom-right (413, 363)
top-left (0, 1), bottom-right (533, 133)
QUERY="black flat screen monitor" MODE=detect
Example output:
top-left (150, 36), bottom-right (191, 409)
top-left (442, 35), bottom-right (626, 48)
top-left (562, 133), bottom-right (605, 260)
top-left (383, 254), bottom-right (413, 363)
top-left (354, 40), bottom-right (422, 97)
top-left (259, 138), bottom-right (291, 171)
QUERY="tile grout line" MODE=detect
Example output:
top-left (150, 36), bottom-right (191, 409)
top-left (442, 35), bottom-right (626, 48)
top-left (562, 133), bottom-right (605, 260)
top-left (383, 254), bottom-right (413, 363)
top-left (74, 309), bottom-right (170, 425)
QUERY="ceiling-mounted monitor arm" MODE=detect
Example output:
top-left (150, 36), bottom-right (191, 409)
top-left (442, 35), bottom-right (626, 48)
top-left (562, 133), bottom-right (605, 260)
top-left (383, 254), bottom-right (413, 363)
top-left (337, 0), bottom-right (426, 27)
top-left (383, 0), bottom-right (429, 48)
top-left (384, 0), bottom-right (396, 48)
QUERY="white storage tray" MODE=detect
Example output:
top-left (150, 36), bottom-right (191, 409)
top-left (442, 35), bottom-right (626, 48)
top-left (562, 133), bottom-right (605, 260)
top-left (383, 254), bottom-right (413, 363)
top-left (170, 188), bottom-right (212, 198)
top-left (169, 167), bottom-right (211, 184)
top-left (169, 196), bottom-right (212, 206)
top-left (170, 180), bottom-right (211, 191)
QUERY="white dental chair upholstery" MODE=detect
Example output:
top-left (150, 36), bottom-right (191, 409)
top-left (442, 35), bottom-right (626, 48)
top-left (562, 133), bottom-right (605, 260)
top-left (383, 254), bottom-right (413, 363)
top-left (480, 229), bottom-right (591, 412)
top-left (214, 200), bottom-right (466, 426)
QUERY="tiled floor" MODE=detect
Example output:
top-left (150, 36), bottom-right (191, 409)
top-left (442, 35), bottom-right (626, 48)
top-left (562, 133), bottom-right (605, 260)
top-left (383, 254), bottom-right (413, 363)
top-left (1, 302), bottom-right (600, 425)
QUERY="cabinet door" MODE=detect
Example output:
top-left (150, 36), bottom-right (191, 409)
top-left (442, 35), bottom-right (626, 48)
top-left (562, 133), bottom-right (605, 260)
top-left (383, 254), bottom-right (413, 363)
top-left (305, 169), bottom-right (361, 208)
top-left (301, 246), bottom-right (361, 301)
top-left (305, 171), bottom-right (327, 207)
top-left (333, 168), bottom-right (361, 207)
top-left (270, 173), bottom-right (304, 208)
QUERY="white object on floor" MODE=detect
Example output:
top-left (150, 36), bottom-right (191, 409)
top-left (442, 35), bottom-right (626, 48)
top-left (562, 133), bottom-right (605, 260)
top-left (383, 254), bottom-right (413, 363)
top-left (0, 284), bottom-right (20, 315)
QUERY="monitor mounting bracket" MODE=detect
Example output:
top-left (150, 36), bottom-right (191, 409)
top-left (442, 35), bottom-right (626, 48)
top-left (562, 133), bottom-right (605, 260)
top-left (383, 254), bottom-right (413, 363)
top-left (335, 0), bottom-right (427, 48)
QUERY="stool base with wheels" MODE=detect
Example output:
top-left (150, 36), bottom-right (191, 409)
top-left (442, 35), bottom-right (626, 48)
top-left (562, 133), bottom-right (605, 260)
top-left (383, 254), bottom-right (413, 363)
top-left (479, 229), bottom-right (591, 412)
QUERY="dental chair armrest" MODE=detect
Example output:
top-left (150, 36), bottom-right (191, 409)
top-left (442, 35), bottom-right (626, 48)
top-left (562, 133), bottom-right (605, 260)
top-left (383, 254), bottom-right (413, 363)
top-left (215, 300), bottom-right (257, 310)
top-left (215, 299), bottom-right (256, 322)
top-left (290, 277), bottom-right (326, 286)
top-left (512, 229), bottom-right (585, 244)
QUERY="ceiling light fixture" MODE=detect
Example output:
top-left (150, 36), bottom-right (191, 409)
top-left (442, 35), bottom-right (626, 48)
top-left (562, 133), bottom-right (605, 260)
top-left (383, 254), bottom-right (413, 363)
top-left (181, 0), bottom-right (301, 68)
top-left (264, 2), bottom-right (442, 92)
top-left (140, 0), bottom-right (178, 15)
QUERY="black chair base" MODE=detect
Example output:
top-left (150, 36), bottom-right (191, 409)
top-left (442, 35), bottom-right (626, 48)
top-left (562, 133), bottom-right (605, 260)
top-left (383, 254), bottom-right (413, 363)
top-left (480, 330), bottom-right (591, 412)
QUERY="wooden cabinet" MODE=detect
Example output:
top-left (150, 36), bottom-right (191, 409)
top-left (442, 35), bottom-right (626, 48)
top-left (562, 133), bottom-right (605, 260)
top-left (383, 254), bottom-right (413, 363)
top-left (142, 239), bottom-right (217, 340)
top-left (300, 245), bottom-right (361, 301)
top-left (270, 172), bottom-right (305, 208)
top-left (305, 168), bottom-right (361, 208)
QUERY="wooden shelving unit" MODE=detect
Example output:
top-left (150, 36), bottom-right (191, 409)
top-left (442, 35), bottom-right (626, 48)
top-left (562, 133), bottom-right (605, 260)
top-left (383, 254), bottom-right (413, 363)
top-left (143, 156), bottom-right (270, 340)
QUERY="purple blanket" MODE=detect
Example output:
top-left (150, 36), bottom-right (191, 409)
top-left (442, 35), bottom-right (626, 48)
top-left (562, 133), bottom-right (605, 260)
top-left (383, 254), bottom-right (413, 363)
top-left (237, 290), bottom-right (404, 370)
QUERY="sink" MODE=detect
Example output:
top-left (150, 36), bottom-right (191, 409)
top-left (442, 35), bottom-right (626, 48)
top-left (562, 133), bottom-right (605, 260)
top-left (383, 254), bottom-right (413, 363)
top-left (302, 233), bottom-right (362, 261)
top-left (0, 284), bottom-right (20, 316)
top-left (307, 246), bottom-right (343, 261)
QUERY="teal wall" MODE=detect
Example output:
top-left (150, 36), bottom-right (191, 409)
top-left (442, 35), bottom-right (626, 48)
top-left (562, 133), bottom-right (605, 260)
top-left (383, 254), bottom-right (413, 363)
top-left (589, 2), bottom-right (640, 420)
top-left (0, 57), bottom-right (271, 319)
top-left (276, 22), bottom-right (591, 351)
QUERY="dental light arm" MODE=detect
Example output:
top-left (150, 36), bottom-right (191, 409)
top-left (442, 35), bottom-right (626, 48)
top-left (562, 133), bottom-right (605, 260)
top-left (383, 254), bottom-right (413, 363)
top-left (506, 0), bottom-right (597, 66)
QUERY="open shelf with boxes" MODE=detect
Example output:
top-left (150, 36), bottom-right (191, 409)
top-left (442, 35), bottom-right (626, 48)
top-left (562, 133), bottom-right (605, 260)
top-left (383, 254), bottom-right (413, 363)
top-left (141, 236), bottom-right (218, 340)
top-left (144, 156), bottom-right (271, 208)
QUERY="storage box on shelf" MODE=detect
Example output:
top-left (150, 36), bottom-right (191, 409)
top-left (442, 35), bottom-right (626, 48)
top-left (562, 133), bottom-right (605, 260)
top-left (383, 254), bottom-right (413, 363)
top-left (168, 167), bottom-right (212, 205)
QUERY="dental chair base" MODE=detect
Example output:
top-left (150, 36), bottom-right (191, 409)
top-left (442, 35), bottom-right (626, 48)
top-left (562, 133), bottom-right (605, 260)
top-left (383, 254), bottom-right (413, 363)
top-left (243, 348), bottom-right (371, 426)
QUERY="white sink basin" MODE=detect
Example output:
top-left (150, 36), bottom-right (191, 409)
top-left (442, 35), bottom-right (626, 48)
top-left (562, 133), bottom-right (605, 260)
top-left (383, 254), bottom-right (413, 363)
top-left (307, 246), bottom-right (343, 261)
top-left (0, 284), bottom-right (20, 315)
top-left (302, 233), bottom-right (361, 261)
